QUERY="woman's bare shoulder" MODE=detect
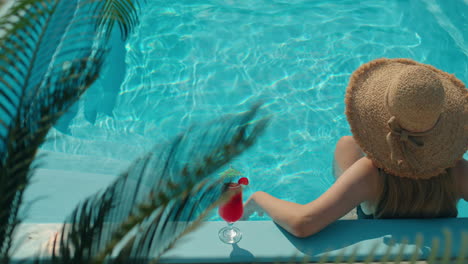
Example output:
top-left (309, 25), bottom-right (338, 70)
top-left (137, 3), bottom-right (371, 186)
top-left (454, 159), bottom-right (468, 201)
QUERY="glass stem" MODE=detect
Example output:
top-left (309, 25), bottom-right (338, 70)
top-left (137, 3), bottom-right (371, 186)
top-left (227, 222), bottom-right (234, 229)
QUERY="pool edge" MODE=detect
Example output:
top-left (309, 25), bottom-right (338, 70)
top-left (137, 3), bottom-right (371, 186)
top-left (12, 218), bottom-right (468, 263)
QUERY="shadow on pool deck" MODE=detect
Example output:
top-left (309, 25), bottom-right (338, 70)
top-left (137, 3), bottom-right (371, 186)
top-left (278, 218), bottom-right (467, 262)
top-left (230, 243), bottom-right (255, 262)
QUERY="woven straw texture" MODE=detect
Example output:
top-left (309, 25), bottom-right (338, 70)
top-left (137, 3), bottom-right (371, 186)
top-left (345, 58), bottom-right (467, 179)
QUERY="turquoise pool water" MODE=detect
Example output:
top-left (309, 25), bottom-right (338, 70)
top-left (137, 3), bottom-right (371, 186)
top-left (29, 0), bottom-right (467, 222)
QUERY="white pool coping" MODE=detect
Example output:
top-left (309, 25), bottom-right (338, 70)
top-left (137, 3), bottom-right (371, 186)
top-left (11, 218), bottom-right (468, 263)
top-left (15, 167), bottom-right (468, 262)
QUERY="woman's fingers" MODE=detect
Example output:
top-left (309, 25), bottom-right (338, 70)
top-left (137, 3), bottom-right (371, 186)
top-left (242, 194), bottom-right (265, 219)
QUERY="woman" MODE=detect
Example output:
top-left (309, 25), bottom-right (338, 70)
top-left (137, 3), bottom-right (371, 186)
top-left (243, 58), bottom-right (468, 238)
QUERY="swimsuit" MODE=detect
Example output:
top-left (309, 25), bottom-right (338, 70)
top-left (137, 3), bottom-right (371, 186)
top-left (356, 204), bottom-right (374, 219)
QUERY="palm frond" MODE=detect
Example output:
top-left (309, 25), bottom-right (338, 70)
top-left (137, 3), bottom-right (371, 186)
top-left (47, 104), bottom-right (268, 264)
top-left (0, 0), bottom-right (117, 260)
top-left (456, 232), bottom-right (468, 264)
top-left (92, 0), bottom-right (144, 40)
top-left (113, 179), bottom-right (225, 264)
top-left (0, 52), bottom-right (106, 262)
top-left (307, 230), bottom-right (468, 264)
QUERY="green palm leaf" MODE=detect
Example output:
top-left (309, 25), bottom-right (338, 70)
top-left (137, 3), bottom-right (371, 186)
top-left (47, 104), bottom-right (268, 264)
top-left (92, 0), bottom-right (144, 40)
top-left (0, 0), bottom-right (138, 260)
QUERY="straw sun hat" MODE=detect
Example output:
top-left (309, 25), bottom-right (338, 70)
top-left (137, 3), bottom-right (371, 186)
top-left (345, 58), bottom-right (467, 179)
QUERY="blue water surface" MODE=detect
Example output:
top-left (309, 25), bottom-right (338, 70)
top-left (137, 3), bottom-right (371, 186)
top-left (31, 0), bottom-right (468, 222)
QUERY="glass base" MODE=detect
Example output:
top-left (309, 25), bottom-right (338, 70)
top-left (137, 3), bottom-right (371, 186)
top-left (218, 224), bottom-right (242, 244)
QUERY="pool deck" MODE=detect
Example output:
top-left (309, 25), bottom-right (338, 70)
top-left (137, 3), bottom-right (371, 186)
top-left (11, 218), bottom-right (468, 263)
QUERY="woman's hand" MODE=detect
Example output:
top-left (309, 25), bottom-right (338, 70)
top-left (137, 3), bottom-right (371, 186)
top-left (241, 192), bottom-right (265, 220)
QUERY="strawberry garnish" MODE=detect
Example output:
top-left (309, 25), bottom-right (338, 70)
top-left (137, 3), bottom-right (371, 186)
top-left (238, 177), bottom-right (249, 185)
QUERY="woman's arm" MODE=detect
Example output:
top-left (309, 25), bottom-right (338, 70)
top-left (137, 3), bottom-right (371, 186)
top-left (243, 191), bottom-right (304, 235)
top-left (245, 157), bottom-right (380, 238)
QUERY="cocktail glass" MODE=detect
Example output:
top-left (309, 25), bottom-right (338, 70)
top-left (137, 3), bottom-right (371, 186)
top-left (218, 183), bottom-right (243, 244)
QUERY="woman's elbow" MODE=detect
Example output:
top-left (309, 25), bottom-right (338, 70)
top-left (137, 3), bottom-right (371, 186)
top-left (289, 218), bottom-right (320, 238)
top-left (290, 229), bottom-right (310, 238)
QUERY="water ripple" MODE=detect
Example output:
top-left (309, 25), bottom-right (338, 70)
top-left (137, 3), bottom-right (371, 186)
top-left (40, 0), bottom-right (468, 219)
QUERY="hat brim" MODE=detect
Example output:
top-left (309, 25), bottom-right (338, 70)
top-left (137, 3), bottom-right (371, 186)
top-left (345, 58), bottom-right (467, 179)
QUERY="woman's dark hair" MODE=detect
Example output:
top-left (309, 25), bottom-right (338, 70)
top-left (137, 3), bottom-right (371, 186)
top-left (375, 169), bottom-right (458, 218)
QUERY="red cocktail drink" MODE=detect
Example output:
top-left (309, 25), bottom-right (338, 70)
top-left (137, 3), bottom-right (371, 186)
top-left (218, 184), bottom-right (243, 222)
top-left (218, 182), bottom-right (245, 244)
